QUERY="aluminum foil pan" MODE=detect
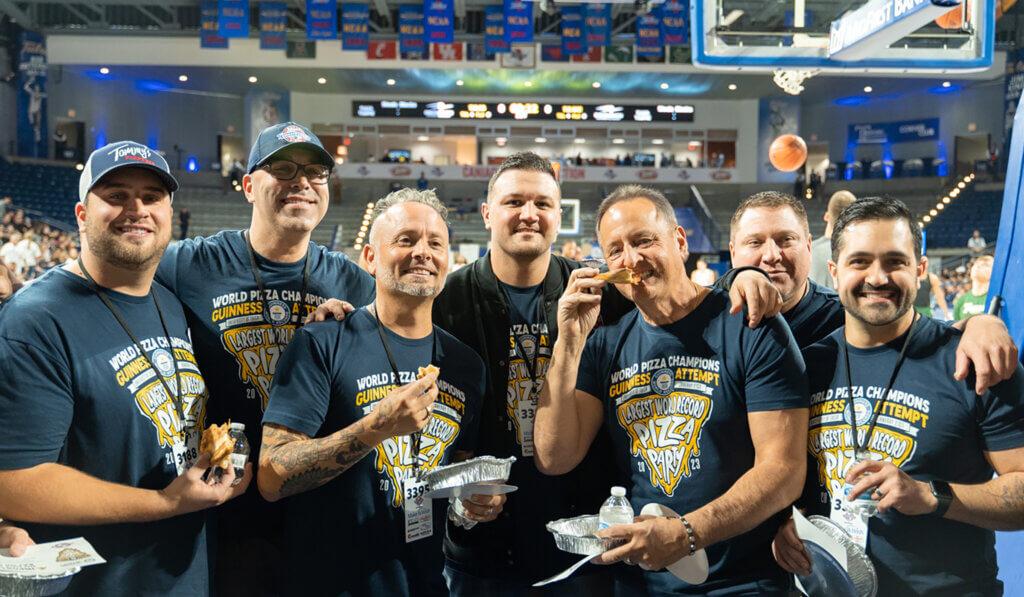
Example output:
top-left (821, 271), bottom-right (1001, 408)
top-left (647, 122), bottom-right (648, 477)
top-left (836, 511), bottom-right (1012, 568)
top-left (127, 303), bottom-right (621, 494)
top-left (0, 568), bottom-right (78, 597)
top-left (804, 515), bottom-right (878, 597)
top-left (424, 456), bottom-right (515, 493)
top-left (546, 515), bottom-right (628, 556)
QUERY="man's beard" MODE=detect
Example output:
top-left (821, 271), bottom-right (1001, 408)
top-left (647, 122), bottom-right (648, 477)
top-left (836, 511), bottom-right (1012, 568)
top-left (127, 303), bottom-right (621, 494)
top-left (85, 221), bottom-right (167, 271)
top-left (378, 266), bottom-right (443, 298)
top-left (845, 282), bottom-right (914, 327)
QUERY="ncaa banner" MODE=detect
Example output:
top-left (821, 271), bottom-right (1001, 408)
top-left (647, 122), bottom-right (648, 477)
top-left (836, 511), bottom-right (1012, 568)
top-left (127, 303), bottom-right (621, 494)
top-left (399, 5), bottom-right (426, 55)
top-left (306, 0), bottom-right (338, 40)
top-left (504, 0), bottom-right (534, 44)
top-left (201, 1), bottom-right (229, 48)
top-left (341, 3), bottom-right (370, 49)
top-left (636, 6), bottom-right (663, 56)
top-left (585, 3), bottom-right (611, 47)
top-left (662, 0), bottom-right (687, 45)
top-left (484, 6), bottom-right (510, 54)
top-left (16, 31), bottom-right (47, 158)
top-left (561, 5), bottom-right (587, 55)
top-left (424, 0), bottom-right (454, 44)
top-left (217, 0), bottom-right (249, 37)
top-left (259, 2), bottom-right (288, 49)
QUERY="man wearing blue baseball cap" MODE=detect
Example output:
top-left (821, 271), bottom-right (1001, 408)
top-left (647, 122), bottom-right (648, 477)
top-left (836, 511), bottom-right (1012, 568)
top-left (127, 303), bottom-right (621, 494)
top-left (0, 141), bottom-right (250, 594)
top-left (155, 122), bottom-right (376, 593)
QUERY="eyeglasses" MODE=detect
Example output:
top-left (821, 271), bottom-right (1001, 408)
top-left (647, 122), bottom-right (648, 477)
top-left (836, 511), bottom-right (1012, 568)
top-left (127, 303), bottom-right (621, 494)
top-left (261, 160), bottom-right (332, 184)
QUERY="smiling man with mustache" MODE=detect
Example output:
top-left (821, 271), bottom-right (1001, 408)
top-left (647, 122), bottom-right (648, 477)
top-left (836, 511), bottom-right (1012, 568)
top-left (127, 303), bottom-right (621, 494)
top-left (772, 197), bottom-right (1024, 596)
top-left (155, 122), bottom-right (376, 593)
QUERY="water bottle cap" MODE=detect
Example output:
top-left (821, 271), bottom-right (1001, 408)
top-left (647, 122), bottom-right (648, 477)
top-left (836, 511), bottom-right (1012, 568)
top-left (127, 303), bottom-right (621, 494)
top-left (229, 422), bottom-right (245, 431)
top-left (611, 486), bottom-right (626, 497)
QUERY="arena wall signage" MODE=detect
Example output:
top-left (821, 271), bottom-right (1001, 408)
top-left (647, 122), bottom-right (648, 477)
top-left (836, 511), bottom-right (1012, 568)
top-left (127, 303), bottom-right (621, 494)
top-left (848, 118), bottom-right (940, 144)
top-left (338, 163), bottom-right (732, 183)
top-left (259, 2), bottom-right (288, 50)
top-left (353, 100), bottom-right (695, 123)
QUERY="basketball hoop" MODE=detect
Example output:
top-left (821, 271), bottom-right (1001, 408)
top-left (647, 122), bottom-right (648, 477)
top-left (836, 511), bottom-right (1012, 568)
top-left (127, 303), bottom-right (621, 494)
top-left (772, 69), bottom-right (820, 95)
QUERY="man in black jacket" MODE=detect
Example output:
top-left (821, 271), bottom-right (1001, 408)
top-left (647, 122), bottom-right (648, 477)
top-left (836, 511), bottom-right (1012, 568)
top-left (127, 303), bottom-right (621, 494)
top-left (432, 153), bottom-right (781, 594)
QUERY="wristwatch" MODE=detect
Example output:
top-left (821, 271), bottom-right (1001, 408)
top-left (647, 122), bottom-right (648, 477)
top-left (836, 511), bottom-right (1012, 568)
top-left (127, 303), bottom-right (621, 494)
top-left (928, 480), bottom-right (953, 518)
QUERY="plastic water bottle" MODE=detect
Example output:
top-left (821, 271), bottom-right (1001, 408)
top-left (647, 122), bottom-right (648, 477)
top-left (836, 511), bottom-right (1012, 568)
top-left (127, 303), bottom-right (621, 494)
top-left (598, 486), bottom-right (634, 530)
top-left (228, 422), bottom-right (250, 486)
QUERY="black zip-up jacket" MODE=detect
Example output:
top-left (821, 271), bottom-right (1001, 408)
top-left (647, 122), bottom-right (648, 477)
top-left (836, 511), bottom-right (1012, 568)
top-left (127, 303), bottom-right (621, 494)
top-left (432, 252), bottom-right (634, 582)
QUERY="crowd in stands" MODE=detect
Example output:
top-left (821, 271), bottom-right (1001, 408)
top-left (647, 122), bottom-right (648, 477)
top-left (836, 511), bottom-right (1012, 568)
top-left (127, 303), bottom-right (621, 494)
top-left (0, 197), bottom-right (80, 302)
top-left (940, 254), bottom-right (995, 321)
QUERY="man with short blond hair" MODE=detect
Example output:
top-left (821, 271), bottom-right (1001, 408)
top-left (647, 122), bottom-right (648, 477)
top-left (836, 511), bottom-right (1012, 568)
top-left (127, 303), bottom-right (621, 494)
top-left (810, 190), bottom-right (856, 289)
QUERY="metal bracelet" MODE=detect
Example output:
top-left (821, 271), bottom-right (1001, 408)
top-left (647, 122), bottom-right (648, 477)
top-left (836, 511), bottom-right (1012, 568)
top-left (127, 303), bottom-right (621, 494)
top-left (679, 517), bottom-right (696, 556)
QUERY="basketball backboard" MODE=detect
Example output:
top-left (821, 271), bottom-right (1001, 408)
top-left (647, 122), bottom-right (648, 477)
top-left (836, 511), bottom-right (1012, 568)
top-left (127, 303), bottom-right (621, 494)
top-left (692, 0), bottom-right (992, 74)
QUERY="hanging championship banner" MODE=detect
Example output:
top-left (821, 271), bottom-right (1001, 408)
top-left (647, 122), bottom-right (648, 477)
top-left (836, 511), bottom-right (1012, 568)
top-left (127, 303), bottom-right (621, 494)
top-left (424, 0), bottom-right (454, 44)
top-left (341, 3), bottom-right (370, 49)
top-left (201, 1), bottom-right (229, 48)
top-left (585, 3), bottom-right (611, 47)
top-left (399, 5), bottom-right (426, 55)
top-left (504, 0), bottom-right (534, 44)
top-left (306, 0), bottom-right (338, 40)
top-left (432, 42), bottom-right (463, 60)
top-left (662, 0), bottom-right (687, 45)
top-left (17, 31), bottom-right (47, 158)
top-left (485, 6), bottom-right (510, 54)
top-left (561, 5), bottom-right (587, 56)
top-left (260, 2), bottom-right (288, 49)
top-left (636, 6), bottom-right (663, 56)
top-left (218, 0), bottom-right (249, 37)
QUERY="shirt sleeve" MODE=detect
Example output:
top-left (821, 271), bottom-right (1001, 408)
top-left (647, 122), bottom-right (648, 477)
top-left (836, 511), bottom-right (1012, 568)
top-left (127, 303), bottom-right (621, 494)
top-left (743, 317), bottom-right (809, 412)
top-left (342, 258), bottom-right (376, 309)
top-left (262, 326), bottom-right (335, 437)
top-left (575, 331), bottom-right (608, 400)
top-left (0, 336), bottom-right (74, 470)
top-left (976, 365), bottom-right (1024, 452)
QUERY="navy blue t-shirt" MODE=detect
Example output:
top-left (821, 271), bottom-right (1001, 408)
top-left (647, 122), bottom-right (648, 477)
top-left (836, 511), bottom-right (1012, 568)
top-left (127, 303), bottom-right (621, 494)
top-left (803, 317), bottom-right (1024, 596)
top-left (784, 280), bottom-right (845, 349)
top-left (0, 268), bottom-right (211, 595)
top-left (498, 281), bottom-right (550, 455)
top-left (577, 288), bottom-right (808, 595)
top-left (263, 308), bottom-right (486, 597)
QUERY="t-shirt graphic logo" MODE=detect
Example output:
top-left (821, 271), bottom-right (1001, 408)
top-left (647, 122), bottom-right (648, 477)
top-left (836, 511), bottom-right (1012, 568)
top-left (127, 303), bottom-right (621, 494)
top-left (220, 324), bottom-right (294, 410)
top-left (651, 368), bottom-right (674, 396)
top-left (264, 300), bottom-right (291, 326)
top-left (506, 324), bottom-right (550, 453)
top-left (151, 348), bottom-right (176, 378)
top-left (808, 385), bottom-right (926, 502)
top-left (375, 412), bottom-right (461, 507)
top-left (519, 334), bottom-right (537, 361)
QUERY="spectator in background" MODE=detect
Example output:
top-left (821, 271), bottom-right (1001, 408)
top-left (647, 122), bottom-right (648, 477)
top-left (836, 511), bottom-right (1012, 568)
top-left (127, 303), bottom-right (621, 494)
top-left (955, 256), bottom-right (995, 320)
top-left (0, 197), bottom-right (11, 218)
top-left (689, 257), bottom-right (717, 286)
top-left (451, 252), bottom-right (468, 271)
top-left (968, 229), bottom-right (987, 254)
top-left (809, 190), bottom-right (856, 290)
top-left (417, 172), bottom-right (429, 191)
top-left (559, 240), bottom-right (582, 261)
top-left (0, 262), bottom-right (22, 304)
top-left (178, 207), bottom-right (191, 240)
top-left (0, 232), bottom-right (24, 276)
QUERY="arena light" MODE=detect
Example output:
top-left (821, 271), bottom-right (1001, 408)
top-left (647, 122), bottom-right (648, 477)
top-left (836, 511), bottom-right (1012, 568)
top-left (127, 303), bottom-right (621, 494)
top-left (863, 86), bottom-right (873, 93)
top-left (178, 74), bottom-right (188, 82)
top-left (950, 188), bottom-right (960, 197)
top-left (592, 82), bottom-right (601, 89)
top-left (937, 203), bottom-right (945, 210)
top-left (75, 163), bottom-right (84, 171)
top-left (929, 209), bottom-right (938, 217)
top-left (574, 138), bottom-right (586, 144)
top-left (456, 79), bottom-right (464, 86)
top-left (957, 182), bottom-right (966, 189)
top-left (495, 136), bottom-right (507, 144)
top-left (612, 138), bottom-right (625, 144)
top-left (366, 202), bottom-right (374, 208)
top-left (534, 137), bottom-right (546, 143)
top-left (417, 135), bottom-right (429, 142)
top-left (942, 196), bottom-right (951, 204)
top-left (659, 82), bottom-right (669, 90)
top-left (359, 225), bottom-right (368, 232)
top-left (524, 81), bottom-right (533, 88)
top-left (99, 67), bottom-right (110, 75)
top-left (923, 215), bottom-right (932, 223)
top-left (728, 84), bottom-right (737, 91)
top-left (248, 76), bottom-right (258, 83)
top-left (942, 81), bottom-right (951, 88)
top-left (651, 139), bottom-right (664, 145)
top-left (386, 78), bottom-right (396, 86)
top-left (317, 77), bottom-right (327, 84)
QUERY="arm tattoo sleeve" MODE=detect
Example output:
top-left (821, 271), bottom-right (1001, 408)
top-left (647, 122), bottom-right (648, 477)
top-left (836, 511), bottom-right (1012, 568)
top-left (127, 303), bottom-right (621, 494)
top-left (262, 424), bottom-right (375, 500)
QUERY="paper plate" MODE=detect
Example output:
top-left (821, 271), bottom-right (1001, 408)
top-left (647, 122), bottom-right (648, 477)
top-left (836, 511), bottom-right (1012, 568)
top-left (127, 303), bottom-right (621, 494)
top-left (639, 503), bottom-right (710, 585)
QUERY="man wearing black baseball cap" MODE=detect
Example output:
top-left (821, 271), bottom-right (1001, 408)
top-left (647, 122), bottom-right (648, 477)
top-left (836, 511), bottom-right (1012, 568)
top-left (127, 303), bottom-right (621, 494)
top-left (155, 122), bottom-right (375, 593)
top-left (0, 141), bottom-right (250, 594)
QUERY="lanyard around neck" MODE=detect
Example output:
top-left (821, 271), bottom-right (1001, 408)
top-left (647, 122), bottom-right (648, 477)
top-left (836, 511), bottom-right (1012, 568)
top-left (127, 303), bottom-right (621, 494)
top-left (243, 230), bottom-right (311, 333)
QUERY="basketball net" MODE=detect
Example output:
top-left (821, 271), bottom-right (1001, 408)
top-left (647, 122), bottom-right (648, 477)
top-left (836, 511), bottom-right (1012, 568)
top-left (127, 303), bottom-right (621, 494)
top-left (772, 69), bottom-right (820, 95)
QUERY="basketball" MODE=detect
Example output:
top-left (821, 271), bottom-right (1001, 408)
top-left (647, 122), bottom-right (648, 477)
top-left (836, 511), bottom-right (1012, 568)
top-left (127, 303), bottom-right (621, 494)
top-left (935, 2), bottom-right (967, 30)
top-left (768, 134), bottom-right (808, 172)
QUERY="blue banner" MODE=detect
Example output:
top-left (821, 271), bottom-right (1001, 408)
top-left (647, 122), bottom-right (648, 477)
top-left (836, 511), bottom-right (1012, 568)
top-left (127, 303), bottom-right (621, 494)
top-left (561, 5), bottom-right (586, 56)
top-left (504, 0), bottom-right (533, 44)
top-left (662, 0), bottom-right (687, 45)
top-left (585, 3), bottom-right (611, 47)
top-left (259, 2), bottom-right (288, 49)
top-left (307, 0), bottom-right (337, 40)
top-left (636, 6), bottom-right (663, 56)
top-left (17, 31), bottom-right (47, 158)
top-left (218, 0), bottom-right (249, 37)
top-left (485, 5), bottom-right (509, 54)
top-left (201, 1), bottom-right (229, 48)
top-left (341, 3), bottom-right (369, 48)
top-left (848, 118), bottom-right (940, 145)
top-left (399, 5), bottom-right (426, 55)
top-left (424, 0), bottom-right (454, 44)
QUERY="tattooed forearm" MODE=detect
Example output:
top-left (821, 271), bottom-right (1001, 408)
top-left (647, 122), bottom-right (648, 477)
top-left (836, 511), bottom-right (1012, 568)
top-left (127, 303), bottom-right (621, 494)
top-left (258, 422), bottom-right (379, 501)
